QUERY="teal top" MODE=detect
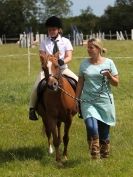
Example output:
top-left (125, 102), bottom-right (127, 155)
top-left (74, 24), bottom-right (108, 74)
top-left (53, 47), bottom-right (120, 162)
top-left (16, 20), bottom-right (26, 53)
top-left (79, 58), bottom-right (118, 126)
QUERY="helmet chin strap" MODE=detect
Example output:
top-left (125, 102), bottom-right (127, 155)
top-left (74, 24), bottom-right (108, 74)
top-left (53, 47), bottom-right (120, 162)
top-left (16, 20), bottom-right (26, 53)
top-left (51, 34), bottom-right (59, 40)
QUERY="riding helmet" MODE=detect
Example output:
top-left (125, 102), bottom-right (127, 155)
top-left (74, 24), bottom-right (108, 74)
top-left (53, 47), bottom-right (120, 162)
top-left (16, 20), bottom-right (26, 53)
top-left (45, 16), bottom-right (62, 28)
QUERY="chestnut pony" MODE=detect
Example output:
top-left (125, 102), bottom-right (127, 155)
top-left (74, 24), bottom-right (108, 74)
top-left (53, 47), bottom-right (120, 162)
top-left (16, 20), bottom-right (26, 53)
top-left (37, 53), bottom-right (77, 165)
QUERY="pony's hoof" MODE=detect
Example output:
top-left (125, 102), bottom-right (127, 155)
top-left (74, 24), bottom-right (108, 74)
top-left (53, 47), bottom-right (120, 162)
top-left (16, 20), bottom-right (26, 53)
top-left (48, 145), bottom-right (54, 154)
top-left (63, 156), bottom-right (68, 162)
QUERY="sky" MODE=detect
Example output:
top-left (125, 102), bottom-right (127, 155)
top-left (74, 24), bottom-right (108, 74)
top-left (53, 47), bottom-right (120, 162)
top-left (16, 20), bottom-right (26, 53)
top-left (70, 0), bottom-right (116, 16)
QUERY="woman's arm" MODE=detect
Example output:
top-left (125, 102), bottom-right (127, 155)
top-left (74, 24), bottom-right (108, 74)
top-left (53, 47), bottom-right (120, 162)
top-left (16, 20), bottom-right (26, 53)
top-left (75, 76), bottom-right (84, 112)
top-left (76, 76), bottom-right (84, 99)
top-left (108, 74), bottom-right (119, 86)
top-left (63, 50), bottom-right (72, 64)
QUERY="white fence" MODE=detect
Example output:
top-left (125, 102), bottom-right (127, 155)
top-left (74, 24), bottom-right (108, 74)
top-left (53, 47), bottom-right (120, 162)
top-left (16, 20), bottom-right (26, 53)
top-left (0, 29), bottom-right (133, 47)
top-left (19, 32), bottom-right (47, 48)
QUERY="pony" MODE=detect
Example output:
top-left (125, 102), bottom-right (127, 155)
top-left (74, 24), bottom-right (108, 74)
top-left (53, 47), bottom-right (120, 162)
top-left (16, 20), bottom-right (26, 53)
top-left (36, 53), bottom-right (77, 165)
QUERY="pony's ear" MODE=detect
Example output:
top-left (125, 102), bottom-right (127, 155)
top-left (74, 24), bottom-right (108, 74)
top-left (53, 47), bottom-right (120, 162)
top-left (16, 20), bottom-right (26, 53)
top-left (54, 51), bottom-right (59, 59)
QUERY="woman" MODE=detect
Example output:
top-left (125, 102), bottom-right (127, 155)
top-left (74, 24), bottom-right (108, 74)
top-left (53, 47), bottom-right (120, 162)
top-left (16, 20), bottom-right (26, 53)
top-left (29, 16), bottom-right (78, 120)
top-left (76, 38), bottom-right (119, 159)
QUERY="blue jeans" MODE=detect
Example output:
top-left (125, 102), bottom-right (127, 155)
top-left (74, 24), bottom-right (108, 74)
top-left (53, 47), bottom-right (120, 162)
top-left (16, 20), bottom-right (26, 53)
top-left (85, 117), bottom-right (110, 141)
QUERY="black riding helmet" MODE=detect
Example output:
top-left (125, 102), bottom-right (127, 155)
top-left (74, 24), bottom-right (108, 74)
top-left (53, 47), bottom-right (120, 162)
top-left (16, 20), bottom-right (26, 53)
top-left (45, 16), bottom-right (62, 28)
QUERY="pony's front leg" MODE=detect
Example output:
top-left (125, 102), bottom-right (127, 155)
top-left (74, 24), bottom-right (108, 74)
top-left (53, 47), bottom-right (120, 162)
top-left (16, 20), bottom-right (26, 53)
top-left (43, 118), bottom-right (54, 154)
top-left (52, 126), bottom-right (61, 162)
top-left (45, 126), bottom-right (54, 154)
top-left (63, 118), bottom-right (72, 161)
top-left (57, 121), bottom-right (61, 144)
top-left (46, 119), bottom-right (61, 162)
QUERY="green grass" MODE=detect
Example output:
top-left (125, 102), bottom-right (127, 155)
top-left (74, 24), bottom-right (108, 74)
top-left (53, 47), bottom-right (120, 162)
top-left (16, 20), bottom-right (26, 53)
top-left (0, 41), bottom-right (133, 177)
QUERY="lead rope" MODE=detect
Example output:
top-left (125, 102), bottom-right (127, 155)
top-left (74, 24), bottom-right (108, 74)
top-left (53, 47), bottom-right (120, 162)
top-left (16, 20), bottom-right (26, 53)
top-left (58, 76), bottom-right (112, 104)
top-left (102, 76), bottom-right (112, 104)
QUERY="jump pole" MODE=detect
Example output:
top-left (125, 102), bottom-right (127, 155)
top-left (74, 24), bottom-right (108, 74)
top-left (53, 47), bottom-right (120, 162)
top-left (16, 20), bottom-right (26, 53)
top-left (27, 34), bottom-right (31, 76)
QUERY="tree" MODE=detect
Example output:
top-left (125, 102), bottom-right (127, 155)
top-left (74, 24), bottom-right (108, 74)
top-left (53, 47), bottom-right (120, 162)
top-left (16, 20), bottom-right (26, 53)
top-left (41, 0), bottom-right (73, 20)
top-left (115, 0), bottom-right (129, 5)
top-left (80, 6), bottom-right (93, 16)
top-left (0, 0), bottom-right (39, 36)
top-left (77, 6), bottom-right (99, 34)
top-left (99, 1), bottom-right (133, 35)
top-left (115, 0), bottom-right (133, 6)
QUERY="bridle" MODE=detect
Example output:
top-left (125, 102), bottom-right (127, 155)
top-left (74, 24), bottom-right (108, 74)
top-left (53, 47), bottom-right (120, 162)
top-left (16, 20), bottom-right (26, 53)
top-left (42, 55), bottom-right (61, 91)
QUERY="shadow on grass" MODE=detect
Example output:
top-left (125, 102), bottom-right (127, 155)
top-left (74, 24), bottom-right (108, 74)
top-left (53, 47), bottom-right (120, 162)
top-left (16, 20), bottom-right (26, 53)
top-left (0, 146), bottom-right (82, 168)
top-left (0, 146), bottom-right (47, 165)
top-left (61, 159), bottom-right (83, 169)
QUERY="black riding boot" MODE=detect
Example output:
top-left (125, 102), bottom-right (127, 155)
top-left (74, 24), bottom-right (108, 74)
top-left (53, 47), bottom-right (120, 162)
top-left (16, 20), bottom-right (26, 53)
top-left (29, 108), bottom-right (38, 121)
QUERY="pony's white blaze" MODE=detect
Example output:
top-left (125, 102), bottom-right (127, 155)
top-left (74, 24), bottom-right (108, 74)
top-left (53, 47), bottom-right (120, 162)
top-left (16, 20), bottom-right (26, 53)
top-left (48, 144), bottom-right (54, 154)
top-left (47, 60), bottom-right (53, 75)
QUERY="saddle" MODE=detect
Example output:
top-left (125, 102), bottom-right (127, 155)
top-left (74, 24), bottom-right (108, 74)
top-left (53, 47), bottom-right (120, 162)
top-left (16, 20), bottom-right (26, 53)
top-left (63, 75), bottom-right (83, 118)
top-left (37, 79), bottom-right (47, 103)
top-left (63, 75), bottom-right (77, 91)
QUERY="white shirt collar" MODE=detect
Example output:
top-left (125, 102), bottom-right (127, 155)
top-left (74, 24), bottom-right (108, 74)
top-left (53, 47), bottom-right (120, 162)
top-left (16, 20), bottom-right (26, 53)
top-left (48, 34), bottom-right (62, 41)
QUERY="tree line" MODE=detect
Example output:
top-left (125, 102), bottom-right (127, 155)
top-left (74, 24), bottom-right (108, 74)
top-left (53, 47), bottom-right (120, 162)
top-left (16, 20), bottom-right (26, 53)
top-left (0, 0), bottom-right (133, 38)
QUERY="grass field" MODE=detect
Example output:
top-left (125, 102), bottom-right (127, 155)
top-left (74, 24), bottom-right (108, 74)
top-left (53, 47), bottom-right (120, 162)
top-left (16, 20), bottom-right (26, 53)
top-left (0, 41), bottom-right (133, 177)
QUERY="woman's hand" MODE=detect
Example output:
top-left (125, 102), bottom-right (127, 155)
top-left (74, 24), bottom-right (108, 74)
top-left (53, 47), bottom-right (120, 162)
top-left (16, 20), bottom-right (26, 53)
top-left (101, 70), bottom-right (119, 86)
top-left (101, 70), bottom-right (112, 80)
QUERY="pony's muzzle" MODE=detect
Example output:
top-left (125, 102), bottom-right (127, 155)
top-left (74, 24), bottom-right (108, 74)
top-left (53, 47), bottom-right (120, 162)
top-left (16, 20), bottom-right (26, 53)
top-left (48, 78), bottom-right (58, 91)
top-left (53, 82), bottom-right (58, 91)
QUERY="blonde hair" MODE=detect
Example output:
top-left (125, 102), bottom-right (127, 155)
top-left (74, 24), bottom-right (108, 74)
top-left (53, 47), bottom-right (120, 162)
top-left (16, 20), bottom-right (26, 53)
top-left (59, 28), bottom-right (63, 35)
top-left (88, 38), bottom-right (107, 54)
